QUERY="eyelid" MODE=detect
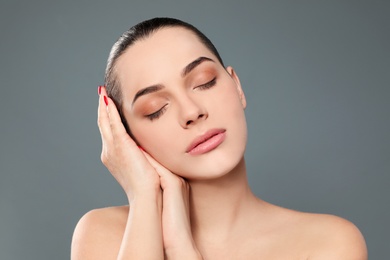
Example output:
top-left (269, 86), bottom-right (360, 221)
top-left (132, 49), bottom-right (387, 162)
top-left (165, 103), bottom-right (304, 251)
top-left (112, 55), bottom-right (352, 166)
top-left (195, 77), bottom-right (217, 90)
top-left (143, 76), bottom-right (216, 121)
top-left (145, 104), bottom-right (168, 121)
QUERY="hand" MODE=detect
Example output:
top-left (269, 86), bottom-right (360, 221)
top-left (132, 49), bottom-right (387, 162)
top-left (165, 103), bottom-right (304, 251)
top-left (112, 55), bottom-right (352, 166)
top-left (97, 86), bottom-right (201, 259)
top-left (143, 153), bottom-right (202, 259)
top-left (97, 86), bottom-right (160, 200)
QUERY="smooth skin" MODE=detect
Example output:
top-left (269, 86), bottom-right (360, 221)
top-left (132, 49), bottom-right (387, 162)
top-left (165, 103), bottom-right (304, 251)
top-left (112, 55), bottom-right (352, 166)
top-left (71, 27), bottom-right (367, 259)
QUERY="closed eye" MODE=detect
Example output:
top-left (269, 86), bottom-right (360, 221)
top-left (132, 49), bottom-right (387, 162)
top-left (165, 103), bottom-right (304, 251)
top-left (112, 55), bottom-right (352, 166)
top-left (145, 104), bottom-right (168, 121)
top-left (145, 77), bottom-right (216, 121)
top-left (196, 77), bottom-right (217, 90)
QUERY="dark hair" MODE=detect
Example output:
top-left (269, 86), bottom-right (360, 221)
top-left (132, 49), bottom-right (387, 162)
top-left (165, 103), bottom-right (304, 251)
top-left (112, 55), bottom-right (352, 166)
top-left (104, 17), bottom-right (224, 133)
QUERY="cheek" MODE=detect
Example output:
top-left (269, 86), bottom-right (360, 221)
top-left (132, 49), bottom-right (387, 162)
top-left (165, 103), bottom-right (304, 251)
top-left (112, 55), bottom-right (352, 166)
top-left (131, 124), bottom-right (164, 150)
top-left (214, 82), bottom-right (245, 116)
top-left (131, 122), bottom-right (180, 163)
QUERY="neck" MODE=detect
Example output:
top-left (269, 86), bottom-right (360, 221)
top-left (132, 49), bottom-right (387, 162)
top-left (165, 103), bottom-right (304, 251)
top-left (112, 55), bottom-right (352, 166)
top-left (187, 157), bottom-right (260, 242)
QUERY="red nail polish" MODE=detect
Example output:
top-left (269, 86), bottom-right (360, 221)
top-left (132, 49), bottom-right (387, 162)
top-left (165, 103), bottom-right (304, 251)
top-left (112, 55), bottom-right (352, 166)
top-left (98, 86), bottom-right (102, 95)
top-left (104, 96), bottom-right (108, 106)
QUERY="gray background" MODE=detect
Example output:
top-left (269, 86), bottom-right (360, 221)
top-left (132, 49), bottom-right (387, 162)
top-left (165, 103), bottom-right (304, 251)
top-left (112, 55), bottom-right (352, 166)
top-left (0, 0), bottom-right (389, 259)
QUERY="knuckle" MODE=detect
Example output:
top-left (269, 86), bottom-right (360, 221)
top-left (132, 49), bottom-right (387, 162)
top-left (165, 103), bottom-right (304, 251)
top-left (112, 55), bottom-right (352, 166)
top-left (100, 151), bottom-right (109, 165)
top-left (109, 120), bottom-right (115, 131)
top-left (173, 177), bottom-right (185, 187)
top-left (100, 153), bottom-right (106, 164)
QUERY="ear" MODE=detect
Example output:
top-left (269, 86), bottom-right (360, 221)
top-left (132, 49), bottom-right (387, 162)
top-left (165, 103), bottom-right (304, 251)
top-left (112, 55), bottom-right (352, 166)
top-left (226, 66), bottom-right (247, 109)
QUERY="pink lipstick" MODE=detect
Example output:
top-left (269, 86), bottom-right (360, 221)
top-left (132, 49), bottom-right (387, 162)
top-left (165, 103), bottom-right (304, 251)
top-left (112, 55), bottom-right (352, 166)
top-left (186, 129), bottom-right (226, 155)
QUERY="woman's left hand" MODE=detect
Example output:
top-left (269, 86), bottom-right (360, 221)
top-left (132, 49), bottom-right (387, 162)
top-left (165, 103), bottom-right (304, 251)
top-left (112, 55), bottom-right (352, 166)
top-left (142, 152), bottom-right (203, 260)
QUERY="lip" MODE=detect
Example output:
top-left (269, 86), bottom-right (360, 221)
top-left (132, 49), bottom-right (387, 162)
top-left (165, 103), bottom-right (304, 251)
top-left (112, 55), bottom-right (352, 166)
top-left (186, 128), bottom-right (226, 155)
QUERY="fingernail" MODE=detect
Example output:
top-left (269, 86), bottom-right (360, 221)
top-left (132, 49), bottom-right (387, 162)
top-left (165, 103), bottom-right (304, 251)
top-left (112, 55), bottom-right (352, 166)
top-left (98, 85), bottom-right (102, 95)
top-left (104, 96), bottom-right (108, 106)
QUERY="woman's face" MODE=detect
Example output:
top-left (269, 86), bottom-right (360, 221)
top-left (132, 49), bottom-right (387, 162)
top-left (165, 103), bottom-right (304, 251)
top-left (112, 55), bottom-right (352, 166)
top-left (115, 27), bottom-right (247, 180)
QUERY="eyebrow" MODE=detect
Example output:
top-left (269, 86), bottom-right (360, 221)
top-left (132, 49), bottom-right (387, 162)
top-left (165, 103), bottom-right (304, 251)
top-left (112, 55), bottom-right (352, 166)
top-left (132, 56), bottom-right (215, 105)
top-left (181, 56), bottom-right (215, 77)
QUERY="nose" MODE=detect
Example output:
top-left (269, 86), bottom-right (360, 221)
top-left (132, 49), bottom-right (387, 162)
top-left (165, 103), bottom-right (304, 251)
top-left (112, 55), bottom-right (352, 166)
top-left (179, 97), bottom-right (208, 128)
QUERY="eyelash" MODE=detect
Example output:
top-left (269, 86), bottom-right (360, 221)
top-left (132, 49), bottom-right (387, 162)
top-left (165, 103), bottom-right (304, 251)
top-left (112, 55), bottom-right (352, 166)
top-left (196, 77), bottom-right (217, 90)
top-left (146, 104), bottom-right (168, 121)
top-left (145, 77), bottom-right (217, 121)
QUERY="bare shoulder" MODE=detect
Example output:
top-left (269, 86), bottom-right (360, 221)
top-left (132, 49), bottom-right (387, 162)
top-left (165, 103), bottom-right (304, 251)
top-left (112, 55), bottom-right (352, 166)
top-left (253, 202), bottom-right (367, 259)
top-left (71, 205), bottom-right (129, 260)
top-left (280, 208), bottom-right (367, 260)
top-left (302, 212), bottom-right (368, 259)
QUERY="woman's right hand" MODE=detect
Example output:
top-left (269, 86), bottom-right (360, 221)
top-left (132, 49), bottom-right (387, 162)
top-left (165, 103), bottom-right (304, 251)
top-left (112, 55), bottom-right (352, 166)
top-left (97, 86), bottom-right (161, 201)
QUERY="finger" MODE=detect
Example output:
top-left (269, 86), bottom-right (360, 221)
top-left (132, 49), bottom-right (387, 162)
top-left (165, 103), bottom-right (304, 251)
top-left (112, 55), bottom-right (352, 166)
top-left (142, 151), bottom-right (172, 177)
top-left (141, 151), bottom-right (185, 191)
top-left (97, 86), bottom-right (113, 143)
top-left (103, 94), bottom-right (132, 143)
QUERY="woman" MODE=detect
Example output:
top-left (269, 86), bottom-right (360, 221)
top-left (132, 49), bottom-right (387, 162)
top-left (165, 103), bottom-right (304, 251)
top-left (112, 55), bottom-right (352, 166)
top-left (71, 17), bottom-right (367, 259)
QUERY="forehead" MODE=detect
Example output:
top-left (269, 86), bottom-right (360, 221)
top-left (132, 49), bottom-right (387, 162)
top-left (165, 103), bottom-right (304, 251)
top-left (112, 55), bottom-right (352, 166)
top-left (115, 27), bottom-right (217, 89)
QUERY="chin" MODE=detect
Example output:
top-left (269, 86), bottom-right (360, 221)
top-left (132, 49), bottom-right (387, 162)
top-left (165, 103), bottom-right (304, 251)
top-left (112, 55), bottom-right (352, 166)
top-left (174, 143), bottom-right (246, 181)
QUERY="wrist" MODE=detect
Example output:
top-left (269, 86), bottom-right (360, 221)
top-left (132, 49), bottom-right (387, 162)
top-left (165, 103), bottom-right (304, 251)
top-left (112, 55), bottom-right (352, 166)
top-left (165, 240), bottom-right (202, 260)
top-left (126, 186), bottom-right (161, 204)
top-left (165, 247), bottom-right (203, 260)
